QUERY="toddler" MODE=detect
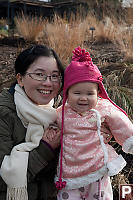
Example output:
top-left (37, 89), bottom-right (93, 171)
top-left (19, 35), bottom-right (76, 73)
top-left (55, 47), bottom-right (133, 200)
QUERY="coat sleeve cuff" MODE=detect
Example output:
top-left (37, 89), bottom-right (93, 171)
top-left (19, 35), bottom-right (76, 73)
top-left (27, 140), bottom-right (56, 178)
top-left (36, 140), bottom-right (55, 161)
top-left (122, 136), bottom-right (133, 154)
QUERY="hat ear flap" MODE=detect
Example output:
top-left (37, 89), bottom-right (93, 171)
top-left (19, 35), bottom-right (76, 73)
top-left (98, 88), bottom-right (101, 96)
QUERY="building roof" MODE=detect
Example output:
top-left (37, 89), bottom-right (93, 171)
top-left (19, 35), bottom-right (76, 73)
top-left (0, 0), bottom-right (77, 8)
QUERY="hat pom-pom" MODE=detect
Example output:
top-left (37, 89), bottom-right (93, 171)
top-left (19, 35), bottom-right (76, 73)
top-left (56, 179), bottom-right (66, 190)
top-left (72, 46), bottom-right (92, 62)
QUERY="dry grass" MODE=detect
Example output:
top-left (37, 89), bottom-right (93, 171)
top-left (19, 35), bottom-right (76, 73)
top-left (42, 14), bottom-right (88, 65)
top-left (94, 17), bottom-right (117, 43)
top-left (14, 13), bottom-right (45, 42)
top-left (86, 12), bottom-right (133, 63)
top-left (13, 10), bottom-right (133, 62)
top-left (104, 69), bottom-right (133, 119)
top-left (86, 14), bottom-right (120, 44)
top-left (111, 172), bottom-right (129, 191)
top-left (0, 18), bottom-right (7, 26)
top-left (113, 7), bottom-right (133, 62)
top-left (125, 7), bottom-right (133, 26)
top-left (116, 29), bottom-right (133, 62)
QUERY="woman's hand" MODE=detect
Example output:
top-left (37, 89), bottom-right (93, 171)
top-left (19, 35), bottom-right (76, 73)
top-left (101, 122), bottom-right (112, 143)
top-left (42, 124), bottom-right (60, 149)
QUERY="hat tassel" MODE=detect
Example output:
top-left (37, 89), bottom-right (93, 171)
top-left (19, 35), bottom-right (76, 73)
top-left (55, 179), bottom-right (66, 190)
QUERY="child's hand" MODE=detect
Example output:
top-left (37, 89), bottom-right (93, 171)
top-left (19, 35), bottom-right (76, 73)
top-left (42, 124), bottom-right (61, 149)
top-left (101, 122), bottom-right (112, 143)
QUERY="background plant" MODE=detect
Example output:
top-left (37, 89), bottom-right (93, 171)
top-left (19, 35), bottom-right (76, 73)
top-left (43, 14), bottom-right (88, 65)
top-left (15, 13), bottom-right (45, 42)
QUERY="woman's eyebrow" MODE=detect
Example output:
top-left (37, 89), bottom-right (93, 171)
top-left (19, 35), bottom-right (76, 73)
top-left (33, 69), bottom-right (59, 73)
top-left (52, 70), bottom-right (59, 73)
top-left (33, 68), bottom-right (45, 72)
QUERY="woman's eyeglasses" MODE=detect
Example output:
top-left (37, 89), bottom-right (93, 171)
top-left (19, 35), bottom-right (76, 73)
top-left (25, 72), bottom-right (62, 82)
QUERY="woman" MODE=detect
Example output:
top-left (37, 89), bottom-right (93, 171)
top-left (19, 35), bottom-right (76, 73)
top-left (0, 45), bottom-right (64, 200)
top-left (0, 45), bottom-right (111, 200)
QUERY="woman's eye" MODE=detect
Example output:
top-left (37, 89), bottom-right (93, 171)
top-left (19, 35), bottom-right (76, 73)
top-left (36, 73), bottom-right (43, 77)
top-left (52, 74), bottom-right (58, 78)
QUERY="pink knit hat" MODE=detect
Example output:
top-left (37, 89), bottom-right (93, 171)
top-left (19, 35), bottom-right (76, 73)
top-left (55, 47), bottom-right (127, 190)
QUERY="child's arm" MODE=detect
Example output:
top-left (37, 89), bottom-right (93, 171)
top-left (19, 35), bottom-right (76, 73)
top-left (106, 109), bottom-right (133, 154)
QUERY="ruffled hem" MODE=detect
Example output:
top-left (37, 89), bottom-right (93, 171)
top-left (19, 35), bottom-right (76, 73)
top-left (122, 136), bottom-right (133, 154)
top-left (107, 154), bottom-right (126, 176)
top-left (55, 154), bottom-right (126, 190)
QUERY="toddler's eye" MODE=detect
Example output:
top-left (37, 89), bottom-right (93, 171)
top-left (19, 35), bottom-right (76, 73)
top-left (88, 92), bottom-right (94, 95)
top-left (74, 92), bottom-right (80, 94)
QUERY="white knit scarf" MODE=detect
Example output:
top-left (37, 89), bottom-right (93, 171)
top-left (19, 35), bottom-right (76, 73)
top-left (0, 84), bottom-right (57, 200)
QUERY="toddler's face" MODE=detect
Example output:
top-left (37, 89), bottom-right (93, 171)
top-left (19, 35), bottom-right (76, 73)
top-left (67, 82), bottom-right (98, 113)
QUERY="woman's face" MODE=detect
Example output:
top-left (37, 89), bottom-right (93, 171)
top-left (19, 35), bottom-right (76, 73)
top-left (17, 56), bottom-right (61, 105)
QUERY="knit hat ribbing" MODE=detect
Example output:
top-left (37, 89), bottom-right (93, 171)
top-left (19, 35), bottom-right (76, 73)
top-left (55, 46), bottom-right (127, 190)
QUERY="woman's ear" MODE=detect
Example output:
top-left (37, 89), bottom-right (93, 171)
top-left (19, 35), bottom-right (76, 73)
top-left (16, 73), bottom-right (24, 87)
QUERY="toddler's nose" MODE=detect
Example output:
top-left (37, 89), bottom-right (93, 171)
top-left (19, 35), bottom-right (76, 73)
top-left (80, 96), bottom-right (88, 101)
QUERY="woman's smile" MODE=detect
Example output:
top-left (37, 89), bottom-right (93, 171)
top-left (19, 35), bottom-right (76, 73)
top-left (38, 89), bottom-right (52, 95)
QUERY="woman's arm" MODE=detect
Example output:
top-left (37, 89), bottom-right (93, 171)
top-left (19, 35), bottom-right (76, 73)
top-left (0, 118), bottom-right (14, 166)
top-left (0, 113), bottom-right (59, 183)
top-left (28, 140), bottom-right (56, 179)
top-left (27, 123), bottom-right (60, 180)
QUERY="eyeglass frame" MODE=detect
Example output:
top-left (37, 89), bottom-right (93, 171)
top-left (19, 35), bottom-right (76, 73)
top-left (25, 72), bottom-right (62, 82)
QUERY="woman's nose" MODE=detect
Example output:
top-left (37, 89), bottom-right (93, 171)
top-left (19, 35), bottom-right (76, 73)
top-left (42, 77), bottom-right (52, 86)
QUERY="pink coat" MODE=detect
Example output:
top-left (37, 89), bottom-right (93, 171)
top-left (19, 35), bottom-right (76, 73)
top-left (56, 99), bottom-right (133, 189)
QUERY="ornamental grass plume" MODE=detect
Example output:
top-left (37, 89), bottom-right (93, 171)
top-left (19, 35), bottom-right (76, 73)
top-left (43, 14), bottom-right (88, 65)
top-left (15, 12), bottom-right (45, 42)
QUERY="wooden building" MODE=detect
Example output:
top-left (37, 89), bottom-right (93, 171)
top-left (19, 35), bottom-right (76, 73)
top-left (0, 0), bottom-right (88, 26)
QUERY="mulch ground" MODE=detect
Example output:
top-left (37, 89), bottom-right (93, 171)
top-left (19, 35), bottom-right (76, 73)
top-left (0, 37), bottom-right (31, 91)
